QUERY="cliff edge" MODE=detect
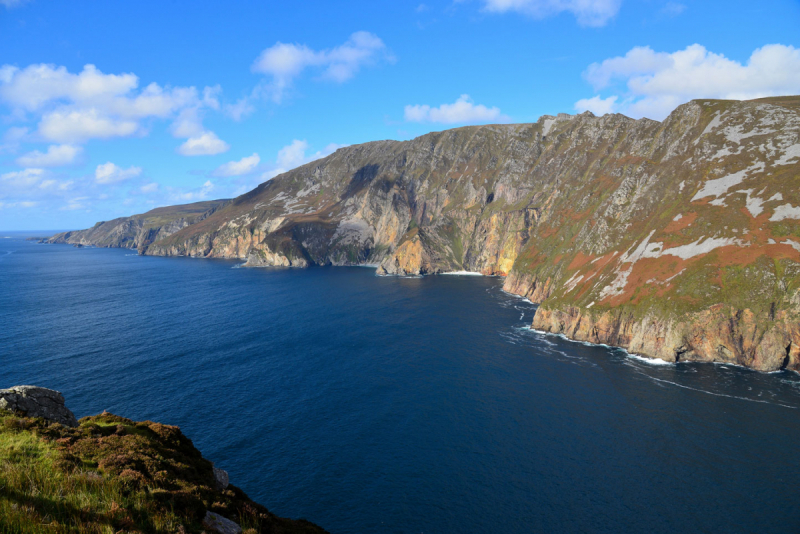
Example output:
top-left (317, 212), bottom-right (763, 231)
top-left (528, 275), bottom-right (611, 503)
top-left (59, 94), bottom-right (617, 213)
top-left (0, 385), bottom-right (327, 534)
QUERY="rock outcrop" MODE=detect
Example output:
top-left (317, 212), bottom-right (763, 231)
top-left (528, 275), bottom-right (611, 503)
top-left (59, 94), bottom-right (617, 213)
top-left (45, 199), bottom-right (230, 250)
top-left (50, 96), bottom-right (800, 371)
top-left (532, 303), bottom-right (800, 371)
top-left (0, 385), bottom-right (78, 427)
top-left (213, 464), bottom-right (230, 490)
top-left (203, 510), bottom-right (242, 534)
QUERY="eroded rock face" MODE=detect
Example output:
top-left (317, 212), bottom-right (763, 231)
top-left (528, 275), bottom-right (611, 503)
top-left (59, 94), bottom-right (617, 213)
top-left (202, 510), bottom-right (242, 534)
top-left (0, 386), bottom-right (79, 427)
top-left (532, 305), bottom-right (800, 372)
top-left (52, 96), bottom-right (800, 370)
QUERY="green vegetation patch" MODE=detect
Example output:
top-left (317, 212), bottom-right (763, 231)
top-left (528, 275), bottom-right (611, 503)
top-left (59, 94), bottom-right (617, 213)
top-left (0, 410), bottom-right (325, 534)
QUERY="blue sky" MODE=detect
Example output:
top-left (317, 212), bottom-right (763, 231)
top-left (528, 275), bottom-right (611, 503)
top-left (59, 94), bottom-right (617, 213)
top-left (1, 0), bottom-right (799, 231)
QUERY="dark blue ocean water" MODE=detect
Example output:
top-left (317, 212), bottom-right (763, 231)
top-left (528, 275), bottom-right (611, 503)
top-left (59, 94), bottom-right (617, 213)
top-left (2, 233), bottom-right (800, 534)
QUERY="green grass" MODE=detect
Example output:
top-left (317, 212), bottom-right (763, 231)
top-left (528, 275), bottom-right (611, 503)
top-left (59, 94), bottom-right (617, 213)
top-left (0, 411), bottom-right (326, 534)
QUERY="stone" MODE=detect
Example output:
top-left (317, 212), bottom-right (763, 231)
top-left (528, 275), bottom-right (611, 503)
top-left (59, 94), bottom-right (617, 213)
top-left (213, 466), bottom-right (229, 490)
top-left (202, 510), bottom-right (242, 534)
top-left (0, 386), bottom-right (79, 427)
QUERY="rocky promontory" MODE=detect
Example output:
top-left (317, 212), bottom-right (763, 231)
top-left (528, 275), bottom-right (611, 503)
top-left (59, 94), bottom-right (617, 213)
top-left (46, 199), bottom-right (230, 250)
top-left (0, 385), bottom-right (327, 533)
top-left (46, 96), bottom-right (800, 371)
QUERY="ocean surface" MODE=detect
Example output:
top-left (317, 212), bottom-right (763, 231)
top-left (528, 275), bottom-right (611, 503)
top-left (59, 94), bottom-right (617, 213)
top-left (2, 233), bottom-right (800, 534)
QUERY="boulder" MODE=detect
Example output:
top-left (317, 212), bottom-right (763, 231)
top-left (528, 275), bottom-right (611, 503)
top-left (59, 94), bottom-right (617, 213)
top-left (0, 386), bottom-right (79, 427)
top-left (202, 510), bottom-right (242, 534)
top-left (213, 466), bottom-right (229, 491)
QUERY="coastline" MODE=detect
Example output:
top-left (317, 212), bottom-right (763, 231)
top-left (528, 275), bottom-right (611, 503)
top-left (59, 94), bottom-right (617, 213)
top-left (29, 240), bottom-right (800, 374)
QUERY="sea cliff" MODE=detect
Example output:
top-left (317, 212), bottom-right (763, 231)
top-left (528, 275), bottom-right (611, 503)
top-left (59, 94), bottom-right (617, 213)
top-left (47, 96), bottom-right (800, 371)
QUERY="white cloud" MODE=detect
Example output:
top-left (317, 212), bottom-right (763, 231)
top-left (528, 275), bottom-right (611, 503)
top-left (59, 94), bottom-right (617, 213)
top-left (213, 153), bottom-right (260, 177)
top-left (0, 63), bottom-right (220, 144)
top-left (224, 98), bottom-right (256, 121)
top-left (1, 168), bottom-right (47, 188)
top-left (172, 180), bottom-right (215, 202)
top-left (170, 107), bottom-right (205, 138)
top-left (577, 43), bottom-right (800, 120)
top-left (0, 168), bottom-right (73, 200)
top-left (95, 162), bottom-right (142, 184)
top-left (140, 182), bottom-right (159, 193)
top-left (251, 32), bottom-right (391, 102)
top-left (275, 139), bottom-right (311, 172)
top-left (16, 144), bottom-right (83, 167)
top-left (38, 108), bottom-right (139, 143)
top-left (404, 94), bottom-right (509, 124)
top-left (61, 196), bottom-right (90, 211)
top-left (257, 140), bottom-right (345, 182)
top-left (0, 64), bottom-right (137, 112)
top-left (574, 95), bottom-right (617, 115)
top-left (480, 0), bottom-right (621, 27)
top-left (178, 131), bottom-right (230, 156)
top-left (202, 85), bottom-right (221, 110)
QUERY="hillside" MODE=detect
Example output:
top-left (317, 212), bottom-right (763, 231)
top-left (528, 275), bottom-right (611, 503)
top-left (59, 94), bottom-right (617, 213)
top-left (56, 97), bottom-right (800, 371)
top-left (0, 386), bottom-right (326, 534)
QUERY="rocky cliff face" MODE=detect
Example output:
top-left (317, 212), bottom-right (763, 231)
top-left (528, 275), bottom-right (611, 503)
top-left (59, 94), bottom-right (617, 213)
top-left (46, 199), bottom-right (230, 250)
top-left (57, 96), bottom-right (800, 371)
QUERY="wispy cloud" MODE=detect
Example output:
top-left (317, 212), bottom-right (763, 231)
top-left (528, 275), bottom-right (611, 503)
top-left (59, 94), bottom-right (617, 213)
top-left (478, 0), bottom-right (621, 27)
top-left (16, 144), bottom-right (83, 167)
top-left (251, 32), bottom-right (393, 103)
top-left (95, 162), bottom-right (142, 184)
top-left (661, 2), bottom-right (686, 16)
top-left (404, 94), bottom-right (509, 124)
top-left (177, 132), bottom-right (230, 156)
top-left (213, 153), bottom-right (261, 177)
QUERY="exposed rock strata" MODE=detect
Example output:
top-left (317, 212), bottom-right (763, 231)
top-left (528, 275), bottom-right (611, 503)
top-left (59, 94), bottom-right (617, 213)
top-left (532, 303), bottom-right (800, 371)
top-left (52, 96), bottom-right (800, 371)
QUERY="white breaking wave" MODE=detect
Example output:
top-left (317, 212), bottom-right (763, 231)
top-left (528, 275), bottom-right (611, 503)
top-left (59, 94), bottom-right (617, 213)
top-left (440, 270), bottom-right (483, 276)
top-left (530, 328), bottom-right (676, 365)
top-left (501, 289), bottom-right (534, 304)
top-left (625, 352), bottom-right (675, 366)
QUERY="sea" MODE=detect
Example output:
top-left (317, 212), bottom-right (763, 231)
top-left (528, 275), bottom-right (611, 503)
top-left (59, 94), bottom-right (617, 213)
top-left (2, 232), bottom-right (800, 534)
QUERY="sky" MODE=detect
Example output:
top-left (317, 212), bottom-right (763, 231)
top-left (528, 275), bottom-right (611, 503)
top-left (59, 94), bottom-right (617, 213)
top-left (1, 0), bottom-right (799, 231)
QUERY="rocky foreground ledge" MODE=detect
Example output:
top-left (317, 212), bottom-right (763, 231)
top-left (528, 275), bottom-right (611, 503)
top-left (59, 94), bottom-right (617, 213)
top-left (0, 386), bottom-right (327, 534)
